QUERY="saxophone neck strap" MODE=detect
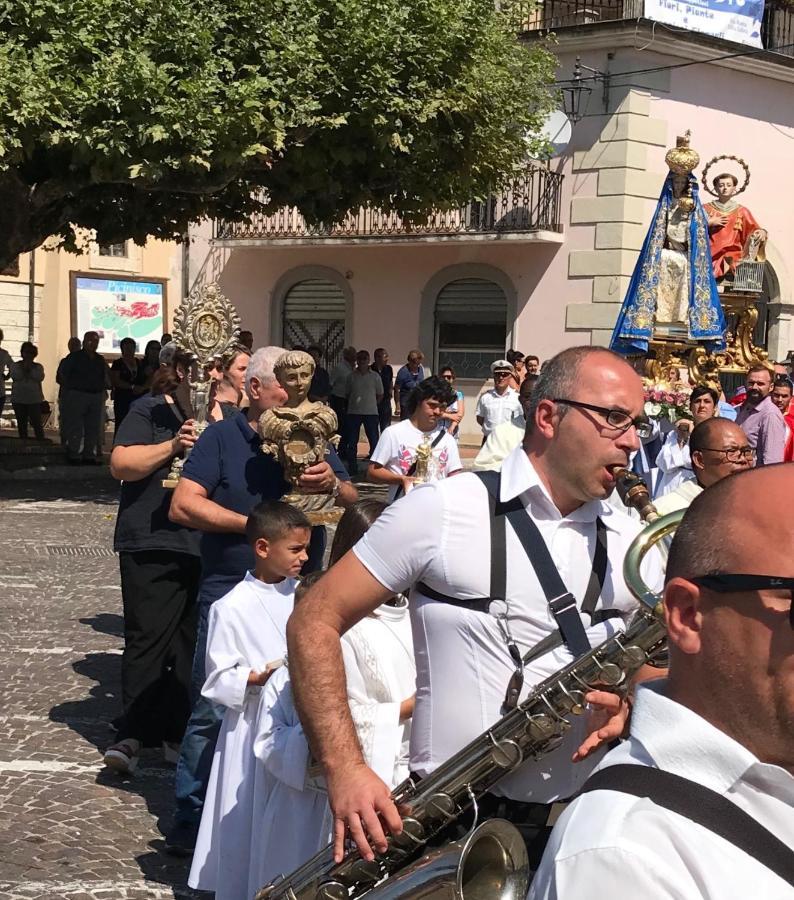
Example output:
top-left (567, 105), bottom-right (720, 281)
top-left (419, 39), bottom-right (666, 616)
top-left (581, 764), bottom-right (794, 887)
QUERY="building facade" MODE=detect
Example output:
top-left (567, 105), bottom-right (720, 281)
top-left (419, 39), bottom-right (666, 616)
top-left (1, 238), bottom-right (182, 411)
top-left (189, 2), bottom-right (794, 442)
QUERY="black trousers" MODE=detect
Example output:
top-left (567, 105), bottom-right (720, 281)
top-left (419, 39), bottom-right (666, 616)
top-left (117, 550), bottom-right (201, 746)
top-left (345, 413), bottom-right (380, 471)
top-left (377, 397), bottom-right (392, 434)
top-left (13, 402), bottom-right (44, 439)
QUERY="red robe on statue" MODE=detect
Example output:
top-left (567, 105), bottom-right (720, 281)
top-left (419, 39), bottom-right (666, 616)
top-left (784, 404), bottom-right (794, 463)
top-left (704, 201), bottom-right (763, 280)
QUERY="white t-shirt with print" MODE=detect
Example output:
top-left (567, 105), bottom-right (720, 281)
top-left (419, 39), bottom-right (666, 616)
top-left (370, 419), bottom-right (462, 501)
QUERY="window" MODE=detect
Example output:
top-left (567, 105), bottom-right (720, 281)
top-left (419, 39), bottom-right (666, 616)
top-left (98, 242), bottom-right (128, 258)
top-left (434, 278), bottom-right (508, 379)
top-left (283, 278), bottom-right (347, 368)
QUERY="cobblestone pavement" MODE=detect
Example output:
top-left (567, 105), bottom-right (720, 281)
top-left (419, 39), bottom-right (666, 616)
top-left (0, 475), bottom-right (205, 900)
top-left (0, 471), bottom-right (390, 900)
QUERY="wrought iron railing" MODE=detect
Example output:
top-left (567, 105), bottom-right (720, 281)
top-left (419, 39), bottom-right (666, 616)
top-left (215, 164), bottom-right (563, 241)
top-left (514, 0), bottom-right (794, 56)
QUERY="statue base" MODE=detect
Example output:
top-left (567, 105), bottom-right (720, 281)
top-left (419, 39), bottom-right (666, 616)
top-left (283, 491), bottom-right (344, 526)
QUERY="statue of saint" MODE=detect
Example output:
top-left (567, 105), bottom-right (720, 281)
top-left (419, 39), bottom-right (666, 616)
top-left (703, 172), bottom-right (767, 281)
top-left (610, 132), bottom-right (726, 355)
top-left (259, 350), bottom-right (340, 522)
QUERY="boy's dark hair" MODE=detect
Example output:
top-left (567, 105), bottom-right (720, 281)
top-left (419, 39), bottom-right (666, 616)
top-left (295, 570), bottom-right (324, 602)
top-left (246, 500), bottom-right (311, 546)
top-left (404, 375), bottom-right (456, 417)
top-left (329, 499), bottom-right (387, 565)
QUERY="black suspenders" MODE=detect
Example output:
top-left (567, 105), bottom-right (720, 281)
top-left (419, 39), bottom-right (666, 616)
top-left (416, 470), bottom-right (618, 669)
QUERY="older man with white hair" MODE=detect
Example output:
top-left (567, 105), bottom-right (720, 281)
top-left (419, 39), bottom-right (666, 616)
top-left (165, 346), bottom-right (357, 855)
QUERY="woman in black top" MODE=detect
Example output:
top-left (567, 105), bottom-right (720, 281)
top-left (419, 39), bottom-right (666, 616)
top-left (109, 337), bottom-right (146, 430)
top-left (105, 350), bottom-right (201, 774)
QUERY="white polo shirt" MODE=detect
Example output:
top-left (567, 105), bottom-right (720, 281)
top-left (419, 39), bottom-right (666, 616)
top-left (475, 387), bottom-right (523, 435)
top-left (354, 446), bottom-right (663, 803)
top-left (530, 680), bottom-right (794, 899)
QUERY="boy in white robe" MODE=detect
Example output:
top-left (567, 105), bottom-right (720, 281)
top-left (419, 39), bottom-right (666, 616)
top-left (188, 501), bottom-right (311, 900)
top-left (249, 503), bottom-right (417, 896)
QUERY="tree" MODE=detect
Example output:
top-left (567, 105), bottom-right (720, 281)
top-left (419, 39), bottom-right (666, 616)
top-left (0, 0), bottom-right (556, 269)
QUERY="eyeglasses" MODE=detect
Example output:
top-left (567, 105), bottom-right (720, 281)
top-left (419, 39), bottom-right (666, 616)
top-left (553, 398), bottom-right (653, 439)
top-left (697, 445), bottom-right (755, 462)
top-left (493, 372), bottom-right (510, 379)
top-left (690, 573), bottom-right (794, 628)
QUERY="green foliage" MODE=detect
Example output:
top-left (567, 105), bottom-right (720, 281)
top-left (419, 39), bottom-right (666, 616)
top-left (0, 0), bottom-right (556, 265)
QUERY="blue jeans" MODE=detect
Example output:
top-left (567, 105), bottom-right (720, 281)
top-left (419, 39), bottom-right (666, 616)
top-left (172, 575), bottom-right (238, 829)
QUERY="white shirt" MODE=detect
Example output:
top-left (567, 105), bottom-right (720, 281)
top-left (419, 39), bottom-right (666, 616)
top-left (475, 386), bottom-right (523, 435)
top-left (354, 446), bottom-right (663, 802)
top-left (370, 419), bottom-right (462, 502)
top-left (473, 419), bottom-right (525, 471)
top-left (653, 478), bottom-right (702, 516)
top-left (330, 360), bottom-right (353, 398)
top-left (530, 680), bottom-right (794, 900)
top-left (9, 361), bottom-right (45, 404)
top-left (655, 429), bottom-right (693, 498)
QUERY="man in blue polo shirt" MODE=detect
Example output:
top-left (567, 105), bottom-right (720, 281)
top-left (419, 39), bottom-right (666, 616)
top-left (165, 346), bottom-right (357, 854)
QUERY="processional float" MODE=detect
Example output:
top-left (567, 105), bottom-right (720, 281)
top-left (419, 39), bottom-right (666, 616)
top-left (610, 130), bottom-right (769, 392)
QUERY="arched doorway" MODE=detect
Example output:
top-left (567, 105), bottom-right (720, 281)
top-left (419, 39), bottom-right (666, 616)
top-left (434, 278), bottom-right (508, 378)
top-left (282, 278), bottom-right (347, 367)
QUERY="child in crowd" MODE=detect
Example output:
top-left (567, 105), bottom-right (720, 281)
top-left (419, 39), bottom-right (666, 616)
top-left (188, 501), bottom-right (311, 900)
top-left (368, 376), bottom-right (462, 502)
top-left (249, 500), bottom-right (416, 896)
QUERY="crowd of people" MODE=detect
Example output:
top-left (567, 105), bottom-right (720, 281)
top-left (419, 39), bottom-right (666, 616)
top-left (84, 330), bottom-right (794, 900)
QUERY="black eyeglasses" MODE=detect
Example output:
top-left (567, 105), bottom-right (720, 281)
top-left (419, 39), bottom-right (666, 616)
top-left (696, 445), bottom-right (756, 462)
top-left (553, 398), bottom-right (653, 439)
top-left (690, 574), bottom-right (794, 628)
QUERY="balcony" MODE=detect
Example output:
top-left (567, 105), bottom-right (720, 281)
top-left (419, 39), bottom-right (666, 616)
top-left (214, 164), bottom-right (564, 245)
top-left (514, 0), bottom-right (794, 57)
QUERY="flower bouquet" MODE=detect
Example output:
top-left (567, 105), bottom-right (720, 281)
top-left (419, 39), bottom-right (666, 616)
top-left (643, 383), bottom-right (692, 423)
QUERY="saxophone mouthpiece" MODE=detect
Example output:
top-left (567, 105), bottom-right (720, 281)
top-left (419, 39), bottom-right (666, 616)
top-left (613, 468), bottom-right (659, 523)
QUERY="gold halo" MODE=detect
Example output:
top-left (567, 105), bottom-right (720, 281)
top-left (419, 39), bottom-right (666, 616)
top-left (701, 155), bottom-right (750, 197)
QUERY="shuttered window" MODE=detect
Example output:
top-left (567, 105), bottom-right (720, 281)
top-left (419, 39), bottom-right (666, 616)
top-left (283, 279), bottom-right (347, 367)
top-left (435, 278), bottom-right (507, 379)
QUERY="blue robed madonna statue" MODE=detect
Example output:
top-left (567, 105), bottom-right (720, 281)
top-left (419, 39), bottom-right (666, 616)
top-left (610, 132), bottom-right (726, 355)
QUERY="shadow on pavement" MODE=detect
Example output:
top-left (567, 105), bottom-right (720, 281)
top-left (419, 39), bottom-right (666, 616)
top-left (80, 612), bottom-right (125, 637)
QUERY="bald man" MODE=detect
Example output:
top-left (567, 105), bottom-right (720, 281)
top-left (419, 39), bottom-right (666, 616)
top-left (654, 417), bottom-right (754, 516)
top-left (530, 464), bottom-right (794, 899)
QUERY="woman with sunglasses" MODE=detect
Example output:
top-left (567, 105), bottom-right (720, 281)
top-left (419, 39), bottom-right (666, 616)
top-left (438, 365), bottom-right (465, 439)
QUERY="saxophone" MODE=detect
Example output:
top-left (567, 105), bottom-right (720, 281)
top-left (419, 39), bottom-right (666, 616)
top-left (256, 471), bottom-right (681, 900)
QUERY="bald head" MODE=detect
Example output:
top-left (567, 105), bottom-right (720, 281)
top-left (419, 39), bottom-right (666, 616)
top-left (667, 464), bottom-right (789, 582)
top-left (663, 464), bottom-right (794, 770)
top-left (689, 417), bottom-right (752, 489)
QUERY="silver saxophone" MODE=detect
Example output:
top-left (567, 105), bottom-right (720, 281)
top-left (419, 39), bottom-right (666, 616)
top-left (256, 470), bottom-right (681, 900)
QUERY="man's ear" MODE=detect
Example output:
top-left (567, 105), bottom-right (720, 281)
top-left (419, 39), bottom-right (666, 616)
top-left (533, 398), bottom-right (558, 440)
top-left (691, 449), bottom-right (705, 475)
top-left (664, 577), bottom-right (705, 655)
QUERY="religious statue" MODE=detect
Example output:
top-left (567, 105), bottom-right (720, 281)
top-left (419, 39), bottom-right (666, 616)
top-left (610, 132), bottom-right (726, 355)
top-left (701, 157), bottom-right (767, 282)
top-left (258, 350), bottom-right (342, 524)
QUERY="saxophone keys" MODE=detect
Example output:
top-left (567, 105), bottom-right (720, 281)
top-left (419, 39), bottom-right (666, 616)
top-left (426, 792), bottom-right (456, 820)
top-left (560, 685), bottom-right (586, 715)
top-left (391, 817), bottom-right (425, 850)
top-left (595, 661), bottom-right (624, 686)
top-left (620, 645), bottom-right (648, 669)
top-left (348, 859), bottom-right (382, 883)
top-left (489, 737), bottom-right (523, 769)
top-left (526, 713), bottom-right (557, 741)
top-left (317, 881), bottom-right (348, 900)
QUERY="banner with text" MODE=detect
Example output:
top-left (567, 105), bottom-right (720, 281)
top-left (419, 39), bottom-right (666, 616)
top-left (74, 277), bottom-right (165, 355)
top-left (644, 0), bottom-right (765, 48)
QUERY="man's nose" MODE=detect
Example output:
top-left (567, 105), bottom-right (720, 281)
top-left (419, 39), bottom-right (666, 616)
top-left (617, 425), bottom-right (641, 453)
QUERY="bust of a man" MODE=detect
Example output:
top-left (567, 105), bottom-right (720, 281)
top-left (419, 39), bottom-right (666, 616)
top-left (259, 350), bottom-right (338, 497)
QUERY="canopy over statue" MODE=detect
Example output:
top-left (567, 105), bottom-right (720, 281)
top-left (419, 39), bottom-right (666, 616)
top-left (610, 132), bottom-right (726, 356)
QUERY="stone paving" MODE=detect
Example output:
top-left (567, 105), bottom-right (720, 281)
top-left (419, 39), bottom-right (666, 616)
top-left (0, 474), bottom-right (204, 899)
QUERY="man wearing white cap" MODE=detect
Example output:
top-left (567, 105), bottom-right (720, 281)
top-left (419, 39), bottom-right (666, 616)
top-left (475, 359), bottom-right (524, 441)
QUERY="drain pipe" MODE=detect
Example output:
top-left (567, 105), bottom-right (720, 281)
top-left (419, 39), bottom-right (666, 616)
top-left (28, 248), bottom-right (36, 341)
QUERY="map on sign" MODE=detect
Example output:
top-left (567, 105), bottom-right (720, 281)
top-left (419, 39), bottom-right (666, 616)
top-left (74, 276), bottom-right (165, 354)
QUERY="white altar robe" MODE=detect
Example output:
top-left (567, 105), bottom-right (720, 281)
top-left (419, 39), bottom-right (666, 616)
top-left (248, 598), bottom-right (416, 896)
top-left (655, 430), bottom-right (693, 498)
top-left (188, 572), bottom-right (297, 900)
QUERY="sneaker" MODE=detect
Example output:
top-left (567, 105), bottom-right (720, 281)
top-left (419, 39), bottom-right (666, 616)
top-left (103, 738), bottom-right (141, 775)
top-left (164, 820), bottom-right (199, 857)
top-left (162, 741), bottom-right (181, 765)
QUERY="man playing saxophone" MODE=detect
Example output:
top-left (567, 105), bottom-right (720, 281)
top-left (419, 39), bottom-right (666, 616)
top-left (530, 464), bottom-right (794, 899)
top-left (287, 346), bottom-right (664, 869)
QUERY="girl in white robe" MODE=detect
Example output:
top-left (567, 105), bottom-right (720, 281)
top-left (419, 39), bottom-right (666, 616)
top-left (248, 501), bottom-right (416, 896)
top-left (188, 502), bottom-right (311, 900)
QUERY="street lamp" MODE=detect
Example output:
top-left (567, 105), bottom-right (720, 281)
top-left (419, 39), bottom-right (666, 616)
top-left (560, 58), bottom-right (592, 125)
